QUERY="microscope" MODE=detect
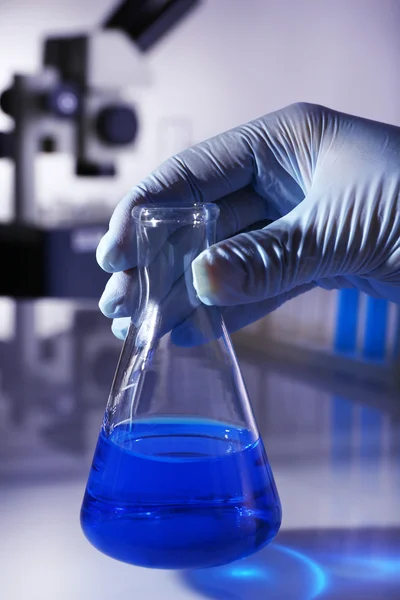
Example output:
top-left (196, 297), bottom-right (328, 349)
top-left (0, 0), bottom-right (200, 450)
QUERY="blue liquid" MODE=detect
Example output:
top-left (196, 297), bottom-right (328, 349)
top-left (81, 419), bottom-right (281, 569)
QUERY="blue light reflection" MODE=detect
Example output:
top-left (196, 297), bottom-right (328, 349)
top-left (181, 542), bottom-right (327, 600)
top-left (275, 544), bottom-right (327, 598)
top-left (227, 565), bottom-right (268, 580)
top-left (181, 531), bottom-right (400, 599)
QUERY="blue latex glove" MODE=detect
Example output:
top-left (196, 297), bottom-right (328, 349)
top-left (97, 102), bottom-right (400, 342)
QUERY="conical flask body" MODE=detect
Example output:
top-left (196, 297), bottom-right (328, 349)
top-left (81, 204), bottom-right (281, 569)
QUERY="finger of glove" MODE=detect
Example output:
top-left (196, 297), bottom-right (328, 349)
top-left (98, 231), bottom-right (189, 319)
top-left (112, 316), bottom-right (131, 340)
top-left (110, 277), bottom-right (202, 344)
top-left (99, 269), bottom-right (139, 319)
top-left (192, 202), bottom-right (330, 306)
top-left (216, 186), bottom-right (278, 240)
top-left (96, 105), bottom-right (309, 274)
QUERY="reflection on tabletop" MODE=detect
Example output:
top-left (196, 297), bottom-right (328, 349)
top-left (182, 528), bottom-right (400, 600)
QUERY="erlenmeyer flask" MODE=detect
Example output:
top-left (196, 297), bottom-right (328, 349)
top-left (81, 204), bottom-right (282, 570)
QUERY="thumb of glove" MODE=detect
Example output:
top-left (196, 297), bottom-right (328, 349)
top-left (192, 201), bottom-right (329, 306)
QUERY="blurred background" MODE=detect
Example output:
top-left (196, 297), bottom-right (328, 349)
top-left (0, 0), bottom-right (400, 598)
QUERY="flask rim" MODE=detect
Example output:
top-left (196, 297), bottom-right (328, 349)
top-left (132, 203), bottom-right (220, 225)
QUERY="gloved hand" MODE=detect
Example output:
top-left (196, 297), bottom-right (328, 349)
top-left (96, 102), bottom-right (400, 342)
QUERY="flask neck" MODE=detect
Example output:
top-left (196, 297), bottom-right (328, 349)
top-left (133, 204), bottom-right (219, 337)
top-left (135, 205), bottom-right (218, 297)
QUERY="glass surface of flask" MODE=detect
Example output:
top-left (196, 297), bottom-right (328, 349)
top-left (81, 204), bottom-right (282, 570)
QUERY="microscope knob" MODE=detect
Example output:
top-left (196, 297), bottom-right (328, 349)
top-left (96, 105), bottom-right (138, 146)
top-left (44, 84), bottom-right (80, 118)
top-left (0, 88), bottom-right (15, 118)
